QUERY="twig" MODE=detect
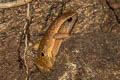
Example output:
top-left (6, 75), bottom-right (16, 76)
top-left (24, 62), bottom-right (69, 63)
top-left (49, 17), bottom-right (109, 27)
top-left (58, 0), bottom-right (71, 17)
top-left (23, 3), bottom-right (31, 80)
top-left (0, 0), bottom-right (32, 8)
top-left (106, 0), bottom-right (120, 23)
top-left (43, 0), bottom-right (71, 31)
top-left (23, 22), bottom-right (29, 80)
top-left (17, 32), bottom-right (25, 69)
top-left (111, 3), bottom-right (120, 9)
top-left (43, 4), bottom-right (57, 31)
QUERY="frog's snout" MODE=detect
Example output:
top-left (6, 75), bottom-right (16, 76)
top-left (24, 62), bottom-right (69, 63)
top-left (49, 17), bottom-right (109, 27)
top-left (34, 58), bottom-right (53, 72)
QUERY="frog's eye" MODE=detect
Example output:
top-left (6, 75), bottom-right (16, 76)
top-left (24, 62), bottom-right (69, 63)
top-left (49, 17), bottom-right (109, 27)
top-left (67, 17), bottom-right (72, 22)
top-left (41, 52), bottom-right (44, 56)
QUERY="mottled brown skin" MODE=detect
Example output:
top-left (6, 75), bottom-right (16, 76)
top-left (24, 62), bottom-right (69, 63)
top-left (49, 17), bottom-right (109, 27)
top-left (34, 11), bottom-right (78, 72)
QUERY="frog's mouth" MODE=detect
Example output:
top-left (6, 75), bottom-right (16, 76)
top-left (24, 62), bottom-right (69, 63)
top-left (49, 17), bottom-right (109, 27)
top-left (34, 58), bottom-right (53, 72)
top-left (36, 65), bottom-right (50, 72)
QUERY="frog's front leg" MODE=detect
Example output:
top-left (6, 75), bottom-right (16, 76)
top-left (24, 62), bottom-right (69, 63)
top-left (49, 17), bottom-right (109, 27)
top-left (33, 41), bottom-right (41, 50)
top-left (53, 33), bottom-right (71, 40)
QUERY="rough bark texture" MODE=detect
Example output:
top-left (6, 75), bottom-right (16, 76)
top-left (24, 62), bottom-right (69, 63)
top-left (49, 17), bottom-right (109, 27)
top-left (0, 0), bottom-right (120, 80)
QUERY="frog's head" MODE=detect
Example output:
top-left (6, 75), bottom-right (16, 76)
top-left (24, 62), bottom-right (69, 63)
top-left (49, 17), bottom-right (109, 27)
top-left (34, 51), bottom-right (53, 72)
